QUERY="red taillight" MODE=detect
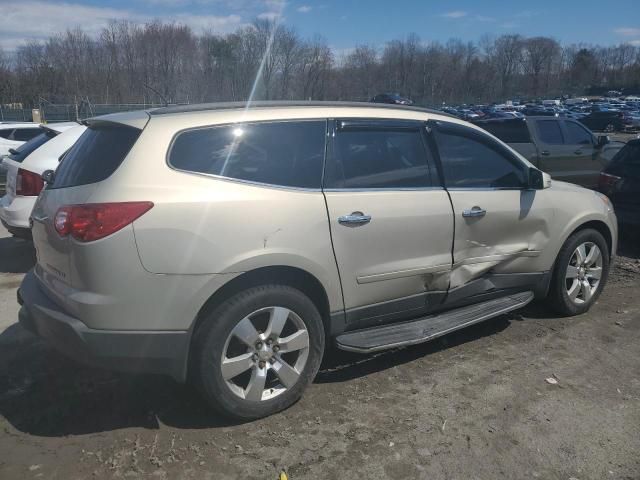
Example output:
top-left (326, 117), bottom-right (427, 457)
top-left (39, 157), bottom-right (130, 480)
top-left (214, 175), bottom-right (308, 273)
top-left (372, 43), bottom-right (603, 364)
top-left (16, 168), bottom-right (45, 196)
top-left (54, 202), bottom-right (153, 242)
top-left (598, 172), bottom-right (621, 193)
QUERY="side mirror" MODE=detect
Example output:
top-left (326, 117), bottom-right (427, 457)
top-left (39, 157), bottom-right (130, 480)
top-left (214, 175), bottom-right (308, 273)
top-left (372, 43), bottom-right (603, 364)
top-left (528, 167), bottom-right (548, 190)
top-left (597, 135), bottom-right (610, 148)
top-left (41, 169), bottom-right (55, 184)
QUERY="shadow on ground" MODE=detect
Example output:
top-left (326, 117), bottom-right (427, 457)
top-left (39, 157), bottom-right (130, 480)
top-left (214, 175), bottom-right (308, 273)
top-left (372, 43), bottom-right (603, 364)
top-left (0, 312), bottom-right (516, 438)
top-left (0, 236), bottom-right (35, 274)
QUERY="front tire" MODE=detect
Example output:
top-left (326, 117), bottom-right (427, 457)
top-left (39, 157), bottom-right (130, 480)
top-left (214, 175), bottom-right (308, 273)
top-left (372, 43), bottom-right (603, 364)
top-left (548, 228), bottom-right (610, 316)
top-left (192, 285), bottom-right (325, 420)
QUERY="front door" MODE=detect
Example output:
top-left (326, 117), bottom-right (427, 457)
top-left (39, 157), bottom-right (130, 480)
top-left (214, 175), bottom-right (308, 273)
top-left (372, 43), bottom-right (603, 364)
top-left (429, 121), bottom-right (554, 295)
top-left (324, 119), bottom-right (454, 328)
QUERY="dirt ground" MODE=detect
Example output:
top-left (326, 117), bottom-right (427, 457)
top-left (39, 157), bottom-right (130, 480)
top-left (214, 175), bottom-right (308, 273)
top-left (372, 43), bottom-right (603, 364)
top-left (0, 225), bottom-right (639, 480)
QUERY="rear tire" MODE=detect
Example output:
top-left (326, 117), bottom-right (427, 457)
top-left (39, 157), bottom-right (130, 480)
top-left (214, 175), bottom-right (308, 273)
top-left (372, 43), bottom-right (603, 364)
top-left (548, 228), bottom-right (610, 316)
top-left (192, 284), bottom-right (325, 420)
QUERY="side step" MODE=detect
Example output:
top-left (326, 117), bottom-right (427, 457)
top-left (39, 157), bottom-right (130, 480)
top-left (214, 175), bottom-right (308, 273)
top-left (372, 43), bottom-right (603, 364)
top-left (335, 291), bottom-right (534, 353)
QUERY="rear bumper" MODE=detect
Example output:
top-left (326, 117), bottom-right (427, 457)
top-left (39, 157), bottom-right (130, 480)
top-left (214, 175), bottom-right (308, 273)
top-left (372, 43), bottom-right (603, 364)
top-left (0, 194), bottom-right (34, 229)
top-left (18, 270), bottom-right (190, 382)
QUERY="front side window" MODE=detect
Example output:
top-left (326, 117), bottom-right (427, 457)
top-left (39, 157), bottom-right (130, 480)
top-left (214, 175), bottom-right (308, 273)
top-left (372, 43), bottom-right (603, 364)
top-left (327, 124), bottom-right (431, 189)
top-left (565, 121), bottom-right (593, 145)
top-left (536, 120), bottom-right (564, 145)
top-left (434, 127), bottom-right (527, 189)
top-left (169, 121), bottom-right (326, 189)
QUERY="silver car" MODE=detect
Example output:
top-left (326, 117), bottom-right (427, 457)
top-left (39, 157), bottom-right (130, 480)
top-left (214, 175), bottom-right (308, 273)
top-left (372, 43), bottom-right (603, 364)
top-left (18, 102), bottom-right (617, 420)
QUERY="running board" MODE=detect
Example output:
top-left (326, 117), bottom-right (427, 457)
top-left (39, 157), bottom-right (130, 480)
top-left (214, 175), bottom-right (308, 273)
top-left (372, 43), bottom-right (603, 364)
top-left (335, 291), bottom-right (534, 353)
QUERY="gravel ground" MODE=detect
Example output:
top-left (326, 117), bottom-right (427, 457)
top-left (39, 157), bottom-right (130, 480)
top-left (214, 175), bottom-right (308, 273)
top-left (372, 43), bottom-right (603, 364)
top-left (0, 225), bottom-right (639, 480)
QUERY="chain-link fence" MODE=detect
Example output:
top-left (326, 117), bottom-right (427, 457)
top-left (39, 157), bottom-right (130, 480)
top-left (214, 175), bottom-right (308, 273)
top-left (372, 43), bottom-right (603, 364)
top-left (1, 103), bottom-right (172, 124)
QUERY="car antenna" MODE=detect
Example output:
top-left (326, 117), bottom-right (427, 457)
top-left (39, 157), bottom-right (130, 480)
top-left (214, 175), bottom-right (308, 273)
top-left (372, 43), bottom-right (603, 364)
top-left (143, 83), bottom-right (169, 107)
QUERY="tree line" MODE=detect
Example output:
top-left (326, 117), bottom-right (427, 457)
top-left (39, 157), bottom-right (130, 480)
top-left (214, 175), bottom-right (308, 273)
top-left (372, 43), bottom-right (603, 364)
top-left (0, 19), bottom-right (639, 108)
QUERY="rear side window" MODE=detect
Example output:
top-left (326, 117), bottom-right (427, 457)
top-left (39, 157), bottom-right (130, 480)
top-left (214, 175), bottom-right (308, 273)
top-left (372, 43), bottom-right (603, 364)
top-left (536, 120), bottom-right (564, 144)
top-left (327, 124), bottom-right (431, 189)
top-left (0, 128), bottom-right (14, 139)
top-left (51, 125), bottom-right (141, 189)
top-left (8, 130), bottom-right (54, 163)
top-left (475, 120), bottom-right (531, 143)
top-left (13, 128), bottom-right (43, 142)
top-left (169, 121), bottom-right (326, 189)
top-left (565, 121), bottom-right (593, 145)
top-left (434, 126), bottom-right (527, 189)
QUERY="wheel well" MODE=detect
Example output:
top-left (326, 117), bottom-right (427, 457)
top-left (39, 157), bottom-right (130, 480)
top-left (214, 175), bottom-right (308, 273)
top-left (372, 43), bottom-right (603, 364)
top-left (191, 266), bottom-right (332, 340)
top-left (572, 220), bottom-right (613, 257)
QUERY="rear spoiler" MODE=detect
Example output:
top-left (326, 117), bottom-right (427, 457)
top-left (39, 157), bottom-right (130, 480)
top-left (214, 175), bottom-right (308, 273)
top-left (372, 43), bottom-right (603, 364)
top-left (83, 110), bottom-right (150, 130)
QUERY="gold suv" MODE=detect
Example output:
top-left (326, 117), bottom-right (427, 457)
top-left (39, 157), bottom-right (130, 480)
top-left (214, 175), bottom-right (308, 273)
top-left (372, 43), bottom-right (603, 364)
top-left (18, 102), bottom-right (617, 419)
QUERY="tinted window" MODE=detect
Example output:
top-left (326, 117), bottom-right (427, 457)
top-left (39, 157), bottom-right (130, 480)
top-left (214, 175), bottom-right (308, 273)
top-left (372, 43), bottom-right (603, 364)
top-left (435, 128), bottom-right (526, 189)
top-left (0, 129), bottom-right (14, 139)
top-left (8, 130), bottom-right (54, 163)
top-left (51, 125), bottom-right (141, 189)
top-left (329, 126), bottom-right (431, 188)
top-left (13, 128), bottom-right (43, 141)
top-left (169, 121), bottom-right (326, 189)
top-left (536, 120), bottom-right (564, 144)
top-left (565, 121), bottom-right (593, 145)
top-left (475, 120), bottom-right (531, 143)
top-left (611, 143), bottom-right (640, 166)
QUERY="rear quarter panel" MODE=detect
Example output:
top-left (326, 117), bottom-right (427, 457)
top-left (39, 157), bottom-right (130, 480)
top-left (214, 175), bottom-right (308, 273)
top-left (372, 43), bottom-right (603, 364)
top-left (89, 111), bottom-right (345, 313)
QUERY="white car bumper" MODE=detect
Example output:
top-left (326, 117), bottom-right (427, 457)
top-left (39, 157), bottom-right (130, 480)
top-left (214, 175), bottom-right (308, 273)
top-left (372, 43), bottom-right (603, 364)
top-left (0, 194), bottom-right (35, 229)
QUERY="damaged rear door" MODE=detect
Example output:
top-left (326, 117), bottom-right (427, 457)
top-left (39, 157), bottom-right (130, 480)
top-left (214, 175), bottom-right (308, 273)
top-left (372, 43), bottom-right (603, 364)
top-left (429, 121), bottom-right (553, 291)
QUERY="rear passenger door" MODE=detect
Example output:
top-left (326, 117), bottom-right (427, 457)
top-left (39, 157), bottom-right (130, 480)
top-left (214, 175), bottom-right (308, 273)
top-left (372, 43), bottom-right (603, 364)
top-left (324, 119), bottom-right (454, 328)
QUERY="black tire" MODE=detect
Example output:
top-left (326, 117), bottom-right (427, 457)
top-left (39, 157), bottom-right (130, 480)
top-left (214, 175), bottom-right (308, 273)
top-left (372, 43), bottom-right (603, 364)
top-left (192, 284), bottom-right (325, 420)
top-left (548, 228), bottom-right (610, 316)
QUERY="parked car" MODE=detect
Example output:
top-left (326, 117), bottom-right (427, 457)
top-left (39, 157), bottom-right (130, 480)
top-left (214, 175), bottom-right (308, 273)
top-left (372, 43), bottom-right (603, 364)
top-left (473, 116), bottom-right (622, 188)
top-left (0, 122), bottom-right (81, 237)
top-left (580, 110), bottom-right (632, 132)
top-left (18, 102), bottom-right (617, 420)
top-left (0, 122), bottom-right (42, 157)
top-left (598, 139), bottom-right (640, 226)
top-left (370, 93), bottom-right (413, 105)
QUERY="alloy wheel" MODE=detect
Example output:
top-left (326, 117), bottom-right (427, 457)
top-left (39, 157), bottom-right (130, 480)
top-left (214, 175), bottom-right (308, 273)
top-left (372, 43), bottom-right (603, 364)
top-left (565, 242), bottom-right (603, 305)
top-left (221, 306), bottom-right (310, 401)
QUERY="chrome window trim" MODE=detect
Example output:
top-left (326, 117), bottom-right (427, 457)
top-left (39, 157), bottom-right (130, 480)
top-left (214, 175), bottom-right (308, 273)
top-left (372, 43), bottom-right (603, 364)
top-left (323, 186), bottom-right (445, 193)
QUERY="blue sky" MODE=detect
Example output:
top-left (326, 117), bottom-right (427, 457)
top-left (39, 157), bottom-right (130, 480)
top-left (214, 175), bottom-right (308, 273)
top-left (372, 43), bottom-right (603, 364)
top-left (0, 0), bottom-right (639, 53)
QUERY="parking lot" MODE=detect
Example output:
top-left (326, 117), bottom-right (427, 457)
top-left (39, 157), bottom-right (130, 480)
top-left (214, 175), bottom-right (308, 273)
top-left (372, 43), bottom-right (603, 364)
top-left (0, 222), bottom-right (639, 479)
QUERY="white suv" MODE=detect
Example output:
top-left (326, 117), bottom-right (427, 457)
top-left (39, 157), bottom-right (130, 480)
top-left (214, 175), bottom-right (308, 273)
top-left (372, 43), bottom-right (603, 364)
top-left (18, 102), bottom-right (617, 420)
top-left (0, 123), bottom-right (83, 237)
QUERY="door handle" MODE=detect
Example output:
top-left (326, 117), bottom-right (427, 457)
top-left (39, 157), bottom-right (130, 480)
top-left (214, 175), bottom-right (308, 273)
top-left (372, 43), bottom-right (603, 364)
top-left (462, 206), bottom-right (486, 218)
top-left (574, 150), bottom-right (583, 155)
top-left (338, 211), bottom-right (371, 226)
top-left (540, 150), bottom-right (550, 156)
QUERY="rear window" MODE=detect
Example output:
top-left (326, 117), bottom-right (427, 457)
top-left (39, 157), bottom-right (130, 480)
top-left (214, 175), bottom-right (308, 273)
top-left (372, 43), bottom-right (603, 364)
top-left (13, 128), bottom-right (43, 141)
top-left (169, 121), bottom-right (326, 189)
top-left (8, 129), bottom-right (54, 163)
top-left (0, 128), bottom-right (13, 139)
top-left (474, 120), bottom-right (531, 143)
top-left (50, 125), bottom-right (141, 189)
